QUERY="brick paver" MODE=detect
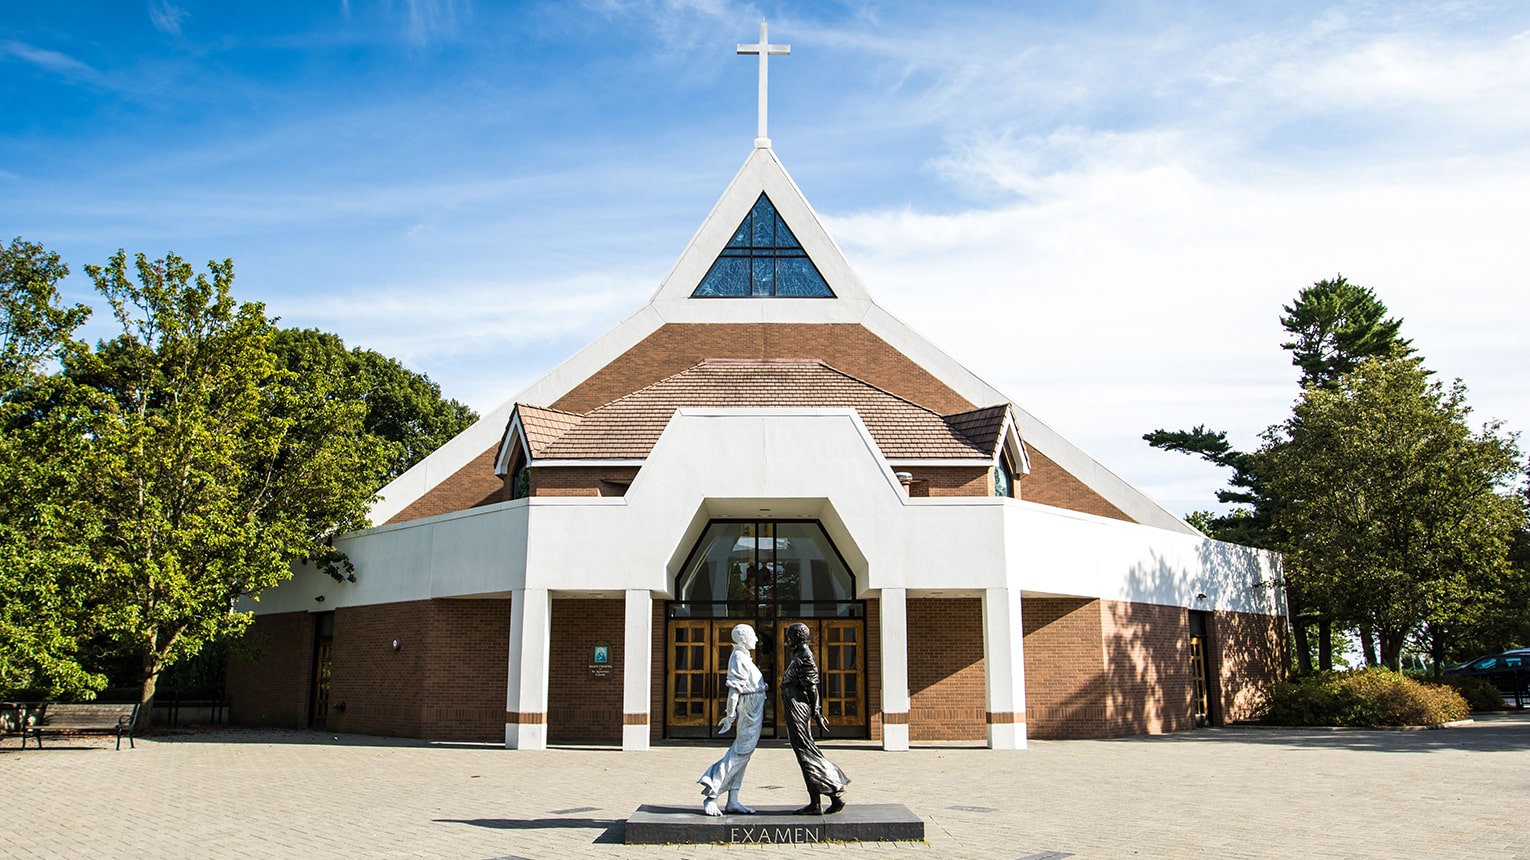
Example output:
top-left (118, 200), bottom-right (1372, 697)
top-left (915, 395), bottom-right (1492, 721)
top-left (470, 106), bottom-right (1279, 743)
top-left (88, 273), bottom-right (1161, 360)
top-left (4, 713), bottom-right (1528, 859)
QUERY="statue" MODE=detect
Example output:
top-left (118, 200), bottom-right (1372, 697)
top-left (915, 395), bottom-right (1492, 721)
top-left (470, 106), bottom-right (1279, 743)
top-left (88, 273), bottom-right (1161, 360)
top-left (781, 622), bottom-right (849, 814)
top-left (697, 623), bottom-right (766, 816)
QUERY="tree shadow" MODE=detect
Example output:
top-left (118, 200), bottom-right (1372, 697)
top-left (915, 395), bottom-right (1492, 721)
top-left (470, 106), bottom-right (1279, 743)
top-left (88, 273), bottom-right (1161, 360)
top-left (1024, 535), bottom-right (1285, 739)
top-left (1103, 711), bottom-right (1530, 753)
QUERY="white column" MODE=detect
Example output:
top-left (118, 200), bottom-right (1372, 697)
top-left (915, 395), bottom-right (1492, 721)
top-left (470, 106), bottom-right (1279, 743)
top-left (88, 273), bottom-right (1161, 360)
top-left (505, 588), bottom-right (551, 750)
top-left (878, 587), bottom-right (910, 751)
top-left (982, 587), bottom-right (1028, 749)
top-left (622, 589), bottom-right (653, 751)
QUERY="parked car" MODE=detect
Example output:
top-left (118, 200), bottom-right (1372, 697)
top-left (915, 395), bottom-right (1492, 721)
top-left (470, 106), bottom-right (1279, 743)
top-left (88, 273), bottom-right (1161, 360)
top-left (1445, 648), bottom-right (1530, 695)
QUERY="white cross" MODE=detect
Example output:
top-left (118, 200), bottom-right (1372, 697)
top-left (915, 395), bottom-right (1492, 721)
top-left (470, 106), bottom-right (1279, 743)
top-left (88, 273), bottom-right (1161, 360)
top-left (738, 21), bottom-right (790, 148)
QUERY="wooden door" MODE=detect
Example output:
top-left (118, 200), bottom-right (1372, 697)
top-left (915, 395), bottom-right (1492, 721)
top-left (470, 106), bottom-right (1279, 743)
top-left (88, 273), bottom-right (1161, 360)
top-left (819, 619), bottom-right (865, 727)
top-left (310, 638), bottom-right (333, 730)
top-left (773, 619), bottom-right (867, 739)
top-left (668, 620), bottom-right (714, 732)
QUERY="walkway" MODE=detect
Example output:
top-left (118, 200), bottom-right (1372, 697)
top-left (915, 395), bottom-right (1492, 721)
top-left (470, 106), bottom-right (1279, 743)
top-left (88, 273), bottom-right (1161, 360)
top-left (4, 713), bottom-right (1528, 858)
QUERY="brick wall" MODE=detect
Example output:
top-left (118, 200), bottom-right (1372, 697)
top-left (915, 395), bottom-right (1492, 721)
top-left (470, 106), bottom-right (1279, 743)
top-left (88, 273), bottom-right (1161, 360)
top-left (420, 600), bottom-right (511, 740)
top-left (906, 467), bottom-right (991, 498)
top-left (551, 324), bottom-right (977, 415)
top-left (908, 598), bottom-right (986, 741)
top-left (1213, 609), bottom-right (1287, 723)
top-left (530, 466), bottom-right (640, 497)
top-left (548, 599), bottom-right (624, 744)
top-left (1022, 597), bottom-right (1108, 739)
top-left (650, 601), bottom-right (664, 743)
top-left (386, 445), bottom-right (505, 525)
top-left (1021, 448), bottom-right (1133, 523)
top-left (260, 599), bottom-right (511, 741)
top-left (326, 601), bottom-right (432, 736)
top-left (1102, 600), bottom-right (1196, 736)
top-left (227, 611), bottom-right (316, 728)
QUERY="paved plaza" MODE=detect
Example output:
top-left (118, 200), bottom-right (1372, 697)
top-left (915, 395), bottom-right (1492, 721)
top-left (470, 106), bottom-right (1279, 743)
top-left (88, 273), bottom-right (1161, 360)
top-left (4, 713), bottom-right (1528, 859)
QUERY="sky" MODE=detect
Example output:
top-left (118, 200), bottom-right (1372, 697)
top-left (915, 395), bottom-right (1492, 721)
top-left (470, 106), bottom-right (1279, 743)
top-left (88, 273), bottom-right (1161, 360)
top-left (4, 0), bottom-right (1528, 518)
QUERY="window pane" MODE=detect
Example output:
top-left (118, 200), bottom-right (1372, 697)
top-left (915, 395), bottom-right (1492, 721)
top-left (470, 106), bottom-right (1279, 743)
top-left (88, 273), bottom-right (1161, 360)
top-left (774, 215), bottom-right (803, 249)
top-left (751, 196), bottom-right (775, 247)
top-left (727, 218), bottom-right (751, 248)
top-left (774, 257), bottom-right (832, 297)
top-left (695, 258), bottom-right (750, 297)
top-left (751, 257), bottom-right (775, 297)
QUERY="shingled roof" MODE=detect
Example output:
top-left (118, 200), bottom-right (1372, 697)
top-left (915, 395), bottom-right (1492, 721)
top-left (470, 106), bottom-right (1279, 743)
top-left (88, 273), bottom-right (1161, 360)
top-left (511, 359), bottom-right (1012, 462)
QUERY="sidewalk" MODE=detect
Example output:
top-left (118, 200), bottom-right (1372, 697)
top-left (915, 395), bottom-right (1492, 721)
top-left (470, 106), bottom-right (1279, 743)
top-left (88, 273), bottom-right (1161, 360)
top-left (4, 713), bottom-right (1528, 859)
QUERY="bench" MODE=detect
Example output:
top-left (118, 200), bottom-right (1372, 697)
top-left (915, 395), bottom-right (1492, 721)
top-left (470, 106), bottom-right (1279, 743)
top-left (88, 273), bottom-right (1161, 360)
top-left (16, 703), bottom-right (140, 750)
top-left (1, 702), bottom-right (44, 746)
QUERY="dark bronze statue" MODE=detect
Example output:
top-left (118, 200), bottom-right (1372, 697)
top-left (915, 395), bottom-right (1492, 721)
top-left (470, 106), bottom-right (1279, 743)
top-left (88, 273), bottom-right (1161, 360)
top-left (780, 622), bottom-right (849, 814)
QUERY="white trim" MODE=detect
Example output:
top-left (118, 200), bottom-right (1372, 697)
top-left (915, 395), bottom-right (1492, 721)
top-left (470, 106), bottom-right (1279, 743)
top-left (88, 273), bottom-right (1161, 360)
top-left (528, 459), bottom-right (647, 468)
top-left (493, 411), bottom-right (532, 476)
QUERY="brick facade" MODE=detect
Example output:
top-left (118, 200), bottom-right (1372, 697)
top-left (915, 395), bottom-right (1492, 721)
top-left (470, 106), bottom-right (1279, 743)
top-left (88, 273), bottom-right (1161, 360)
top-left (1022, 597), bottom-right (1109, 739)
top-left (1212, 609), bottom-right (1287, 723)
top-left (528, 466), bottom-right (640, 498)
top-left (1020, 448), bottom-right (1132, 523)
top-left (548, 599), bottom-right (625, 744)
top-left (227, 611), bottom-right (316, 728)
top-left (907, 598), bottom-right (986, 741)
top-left (386, 445), bottom-right (505, 525)
top-left (1102, 600), bottom-right (1196, 735)
top-left (906, 467), bottom-right (991, 498)
top-left (230, 599), bottom-right (510, 740)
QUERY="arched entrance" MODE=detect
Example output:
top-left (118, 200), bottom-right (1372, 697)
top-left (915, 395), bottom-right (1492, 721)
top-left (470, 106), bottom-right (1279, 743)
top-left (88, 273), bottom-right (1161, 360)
top-left (666, 520), bottom-right (867, 739)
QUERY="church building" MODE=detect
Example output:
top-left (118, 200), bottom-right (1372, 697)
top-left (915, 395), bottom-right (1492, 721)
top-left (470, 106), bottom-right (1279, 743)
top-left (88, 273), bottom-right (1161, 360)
top-left (227, 28), bottom-right (1286, 751)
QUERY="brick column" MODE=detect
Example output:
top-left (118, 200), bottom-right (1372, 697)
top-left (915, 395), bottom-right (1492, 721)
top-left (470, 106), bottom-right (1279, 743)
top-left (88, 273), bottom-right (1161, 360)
top-left (505, 588), bottom-right (551, 749)
top-left (982, 587), bottom-right (1028, 749)
top-left (878, 587), bottom-right (910, 751)
top-left (622, 589), bottom-right (653, 751)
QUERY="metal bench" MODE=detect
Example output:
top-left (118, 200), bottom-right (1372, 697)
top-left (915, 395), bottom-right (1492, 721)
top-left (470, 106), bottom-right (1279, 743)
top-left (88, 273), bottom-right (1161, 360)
top-left (19, 703), bottom-right (140, 750)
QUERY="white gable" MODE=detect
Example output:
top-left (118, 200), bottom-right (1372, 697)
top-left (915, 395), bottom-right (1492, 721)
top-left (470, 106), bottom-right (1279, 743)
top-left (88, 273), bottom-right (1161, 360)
top-left (367, 147), bottom-right (1199, 537)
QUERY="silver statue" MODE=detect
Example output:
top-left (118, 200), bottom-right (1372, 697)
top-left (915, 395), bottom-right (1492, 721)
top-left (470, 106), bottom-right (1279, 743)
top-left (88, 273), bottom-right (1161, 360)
top-left (697, 623), bottom-right (766, 816)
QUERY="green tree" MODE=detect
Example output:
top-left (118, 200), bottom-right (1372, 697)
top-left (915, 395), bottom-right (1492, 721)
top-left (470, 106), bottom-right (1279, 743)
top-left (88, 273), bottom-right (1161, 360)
top-left (1262, 357), bottom-right (1524, 671)
top-left (1145, 275), bottom-right (1417, 672)
top-left (0, 239), bottom-right (104, 697)
top-left (271, 328), bottom-right (476, 484)
top-left (1279, 276), bottom-right (1414, 389)
top-left (69, 251), bottom-right (390, 722)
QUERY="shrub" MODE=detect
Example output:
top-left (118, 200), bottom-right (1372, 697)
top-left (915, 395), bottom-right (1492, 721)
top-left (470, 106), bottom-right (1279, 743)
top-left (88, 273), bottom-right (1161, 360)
top-left (1258, 668), bottom-right (1469, 726)
top-left (1435, 675), bottom-right (1508, 712)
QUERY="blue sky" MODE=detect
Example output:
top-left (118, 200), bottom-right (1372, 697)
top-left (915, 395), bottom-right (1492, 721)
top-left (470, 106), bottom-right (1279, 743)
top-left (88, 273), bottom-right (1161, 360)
top-left (5, 1), bottom-right (1529, 517)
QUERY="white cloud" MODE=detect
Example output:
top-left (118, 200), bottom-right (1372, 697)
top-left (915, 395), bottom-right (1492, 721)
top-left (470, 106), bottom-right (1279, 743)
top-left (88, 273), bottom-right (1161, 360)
top-left (1, 40), bottom-right (97, 79)
top-left (149, 2), bottom-right (189, 36)
top-left (829, 134), bottom-right (1530, 515)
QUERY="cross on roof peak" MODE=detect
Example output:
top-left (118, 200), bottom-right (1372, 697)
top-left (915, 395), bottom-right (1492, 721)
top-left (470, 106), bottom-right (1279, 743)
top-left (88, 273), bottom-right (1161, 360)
top-left (738, 20), bottom-right (790, 149)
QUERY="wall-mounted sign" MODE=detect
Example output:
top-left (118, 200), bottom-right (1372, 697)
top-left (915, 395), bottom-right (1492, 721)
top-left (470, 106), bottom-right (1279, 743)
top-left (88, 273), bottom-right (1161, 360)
top-left (589, 641), bottom-right (612, 679)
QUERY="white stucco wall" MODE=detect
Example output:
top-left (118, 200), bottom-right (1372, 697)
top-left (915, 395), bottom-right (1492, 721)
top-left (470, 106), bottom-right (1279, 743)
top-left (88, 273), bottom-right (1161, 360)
top-left (247, 408), bottom-right (1280, 619)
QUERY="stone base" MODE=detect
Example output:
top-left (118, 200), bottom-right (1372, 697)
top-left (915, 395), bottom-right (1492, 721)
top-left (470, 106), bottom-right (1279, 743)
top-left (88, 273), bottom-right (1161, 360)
top-left (624, 803), bottom-right (924, 844)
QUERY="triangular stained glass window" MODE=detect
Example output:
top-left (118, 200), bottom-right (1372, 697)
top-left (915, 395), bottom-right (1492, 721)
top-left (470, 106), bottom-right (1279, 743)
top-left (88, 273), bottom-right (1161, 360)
top-left (692, 194), bottom-right (834, 298)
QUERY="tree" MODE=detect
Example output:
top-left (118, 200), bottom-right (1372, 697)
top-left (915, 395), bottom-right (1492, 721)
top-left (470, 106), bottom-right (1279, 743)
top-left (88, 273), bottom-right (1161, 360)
top-left (1262, 357), bottom-right (1524, 671)
top-left (68, 251), bottom-right (390, 722)
top-left (271, 328), bottom-right (477, 484)
top-left (1145, 275), bottom-right (1417, 672)
top-left (1279, 276), bottom-right (1414, 389)
top-left (0, 238), bottom-right (104, 697)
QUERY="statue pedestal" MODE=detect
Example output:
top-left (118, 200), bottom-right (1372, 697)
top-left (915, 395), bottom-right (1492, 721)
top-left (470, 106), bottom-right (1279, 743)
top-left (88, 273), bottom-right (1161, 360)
top-left (624, 803), bottom-right (924, 844)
